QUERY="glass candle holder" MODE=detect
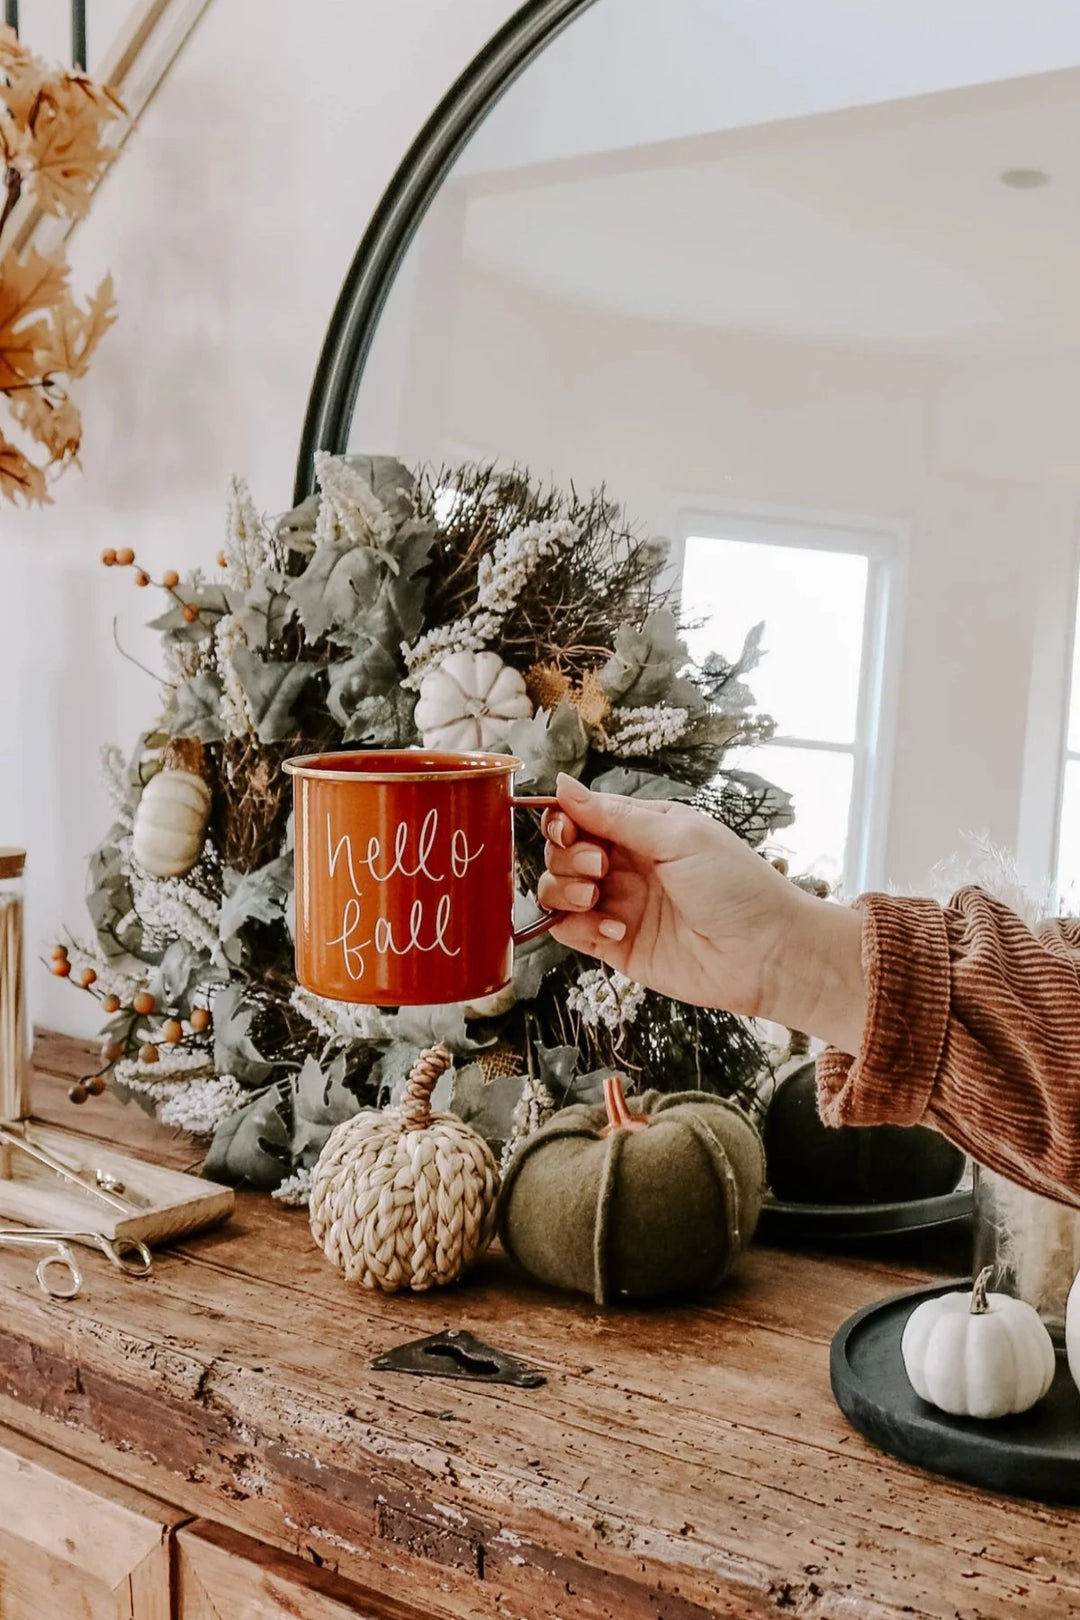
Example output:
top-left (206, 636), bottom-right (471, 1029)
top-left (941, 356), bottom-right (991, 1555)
top-left (0, 848), bottom-right (28, 1122)
top-left (973, 1163), bottom-right (1080, 1341)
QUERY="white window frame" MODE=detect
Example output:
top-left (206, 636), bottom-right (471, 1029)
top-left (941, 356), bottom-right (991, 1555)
top-left (1018, 530), bottom-right (1080, 910)
top-left (668, 500), bottom-right (906, 896)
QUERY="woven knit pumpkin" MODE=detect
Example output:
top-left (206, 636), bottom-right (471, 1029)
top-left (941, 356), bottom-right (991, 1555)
top-left (309, 1045), bottom-right (499, 1291)
top-left (497, 1076), bottom-right (765, 1305)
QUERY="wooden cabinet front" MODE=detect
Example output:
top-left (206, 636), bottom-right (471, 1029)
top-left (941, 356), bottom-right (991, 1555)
top-left (0, 1425), bottom-right (181, 1620)
top-left (177, 1520), bottom-right (433, 1620)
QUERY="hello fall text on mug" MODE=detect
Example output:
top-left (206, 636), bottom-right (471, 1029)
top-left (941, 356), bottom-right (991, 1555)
top-left (323, 809), bottom-right (484, 979)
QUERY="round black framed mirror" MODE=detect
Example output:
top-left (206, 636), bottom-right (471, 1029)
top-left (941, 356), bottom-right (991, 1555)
top-left (294, 0), bottom-right (592, 500)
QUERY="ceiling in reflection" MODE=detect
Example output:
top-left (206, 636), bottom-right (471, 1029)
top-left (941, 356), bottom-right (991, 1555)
top-left (459, 68), bottom-right (1080, 352)
top-left (461, 0), bottom-right (1080, 174)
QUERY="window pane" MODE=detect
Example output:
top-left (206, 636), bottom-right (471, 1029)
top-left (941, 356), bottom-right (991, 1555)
top-left (681, 536), bottom-right (868, 743)
top-left (1058, 760), bottom-right (1080, 913)
top-left (727, 743), bottom-right (854, 892)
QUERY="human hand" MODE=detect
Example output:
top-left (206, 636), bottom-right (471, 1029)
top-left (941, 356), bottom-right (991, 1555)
top-left (537, 774), bottom-right (866, 1054)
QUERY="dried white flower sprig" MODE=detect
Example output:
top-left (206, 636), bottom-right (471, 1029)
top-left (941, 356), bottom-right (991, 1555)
top-left (214, 614), bottom-right (257, 741)
top-left (403, 517), bottom-right (579, 686)
top-left (271, 1166), bottom-right (314, 1208)
top-left (157, 1074), bottom-right (245, 1134)
top-left (313, 451), bottom-right (396, 549)
top-left (604, 704), bottom-right (690, 756)
top-left (567, 967), bottom-right (646, 1031)
top-left (222, 476), bottom-right (267, 591)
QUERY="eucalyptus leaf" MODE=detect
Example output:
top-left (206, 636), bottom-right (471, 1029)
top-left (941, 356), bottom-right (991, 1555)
top-left (220, 854), bottom-right (293, 945)
top-left (170, 672), bottom-right (226, 741)
top-left (231, 649), bottom-right (318, 744)
top-left (697, 621), bottom-right (765, 713)
top-left (507, 699), bottom-right (587, 792)
top-left (343, 455), bottom-right (416, 526)
top-left (589, 767), bottom-right (695, 801)
top-left (338, 690), bottom-right (417, 746)
top-left (212, 984), bottom-right (274, 1085)
top-left (511, 894), bottom-right (568, 1001)
top-left (371, 1041), bottom-right (425, 1107)
top-left (536, 1043), bottom-right (580, 1106)
top-left (450, 1065), bottom-right (526, 1153)
top-left (294, 1051), bottom-right (362, 1128)
top-left (149, 584), bottom-right (233, 645)
top-left (274, 493), bottom-right (319, 558)
top-left (382, 1004), bottom-right (486, 1055)
top-left (332, 522), bottom-right (434, 657)
top-left (145, 939), bottom-right (204, 1010)
top-left (234, 574), bottom-right (295, 649)
top-left (285, 541), bottom-right (384, 642)
top-left (326, 643), bottom-right (401, 714)
top-left (717, 768), bottom-right (796, 845)
top-left (564, 1066), bottom-right (618, 1107)
top-left (204, 1082), bottom-right (291, 1190)
top-left (601, 610), bottom-right (704, 710)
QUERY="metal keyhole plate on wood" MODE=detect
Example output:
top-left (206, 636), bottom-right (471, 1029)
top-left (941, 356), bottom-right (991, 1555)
top-left (371, 1329), bottom-right (546, 1387)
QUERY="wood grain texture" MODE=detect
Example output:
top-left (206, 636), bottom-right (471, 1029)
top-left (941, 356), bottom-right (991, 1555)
top-left (0, 1421), bottom-right (182, 1618)
top-left (177, 1520), bottom-right (429, 1619)
top-left (5, 1035), bottom-right (1076, 1619)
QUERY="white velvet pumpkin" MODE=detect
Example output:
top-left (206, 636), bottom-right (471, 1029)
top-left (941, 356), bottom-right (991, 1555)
top-left (415, 650), bottom-right (533, 752)
top-left (1066, 1269), bottom-right (1080, 1394)
top-left (901, 1268), bottom-right (1055, 1419)
top-left (132, 768), bottom-right (212, 878)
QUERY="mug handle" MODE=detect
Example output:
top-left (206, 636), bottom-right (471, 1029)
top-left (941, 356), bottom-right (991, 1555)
top-left (511, 795), bottom-right (562, 945)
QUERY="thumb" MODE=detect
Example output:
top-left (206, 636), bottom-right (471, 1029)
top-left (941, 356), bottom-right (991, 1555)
top-left (555, 773), bottom-right (675, 858)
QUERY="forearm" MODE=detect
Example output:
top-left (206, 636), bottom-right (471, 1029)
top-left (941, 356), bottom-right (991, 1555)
top-left (759, 889), bottom-right (867, 1054)
top-left (817, 888), bottom-right (1080, 1207)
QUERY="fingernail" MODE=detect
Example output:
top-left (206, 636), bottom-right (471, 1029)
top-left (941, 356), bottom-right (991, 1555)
top-left (572, 848), bottom-right (604, 878)
top-left (565, 880), bottom-right (597, 908)
top-left (557, 772), bottom-right (588, 804)
top-left (598, 918), bottom-right (626, 941)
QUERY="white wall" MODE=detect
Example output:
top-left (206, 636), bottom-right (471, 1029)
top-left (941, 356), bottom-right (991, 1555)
top-left (0, 0), bottom-right (520, 1037)
top-left (379, 261), bottom-right (1080, 891)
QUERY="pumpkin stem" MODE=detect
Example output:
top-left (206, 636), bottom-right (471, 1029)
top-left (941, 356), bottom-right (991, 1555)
top-left (400, 1045), bottom-right (452, 1132)
top-left (603, 1074), bottom-right (647, 1133)
top-left (970, 1265), bottom-right (994, 1315)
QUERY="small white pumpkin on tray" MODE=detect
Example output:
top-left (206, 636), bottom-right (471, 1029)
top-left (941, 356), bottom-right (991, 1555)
top-left (901, 1267), bottom-right (1056, 1420)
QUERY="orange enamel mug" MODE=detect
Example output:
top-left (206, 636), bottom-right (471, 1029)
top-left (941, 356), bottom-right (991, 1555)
top-left (284, 751), bottom-right (560, 1006)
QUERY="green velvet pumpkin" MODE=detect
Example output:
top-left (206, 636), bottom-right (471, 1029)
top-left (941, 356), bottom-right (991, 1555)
top-left (763, 1062), bottom-right (965, 1205)
top-left (497, 1077), bottom-right (766, 1305)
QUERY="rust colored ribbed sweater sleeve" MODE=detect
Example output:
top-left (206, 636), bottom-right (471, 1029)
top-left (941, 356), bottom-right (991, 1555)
top-left (817, 886), bottom-right (1080, 1207)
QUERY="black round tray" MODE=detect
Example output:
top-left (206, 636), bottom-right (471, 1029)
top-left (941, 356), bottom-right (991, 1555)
top-left (758, 1186), bottom-right (972, 1240)
top-left (831, 1281), bottom-right (1080, 1504)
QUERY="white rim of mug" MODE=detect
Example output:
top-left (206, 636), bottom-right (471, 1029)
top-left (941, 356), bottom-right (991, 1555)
top-left (282, 750), bottom-right (524, 783)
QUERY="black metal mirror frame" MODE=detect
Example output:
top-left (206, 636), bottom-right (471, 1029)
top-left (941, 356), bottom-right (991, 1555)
top-left (293, 0), bottom-right (597, 501)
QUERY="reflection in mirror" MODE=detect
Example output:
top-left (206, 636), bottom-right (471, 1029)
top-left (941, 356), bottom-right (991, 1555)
top-left (345, 0), bottom-right (1080, 898)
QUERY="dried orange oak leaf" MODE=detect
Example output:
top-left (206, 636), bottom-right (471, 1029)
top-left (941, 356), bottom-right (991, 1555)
top-left (35, 271), bottom-right (115, 380)
top-left (0, 428), bottom-right (46, 504)
top-left (10, 389), bottom-right (81, 460)
top-left (0, 25), bottom-right (124, 504)
top-left (25, 78), bottom-right (124, 219)
top-left (0, 246), bottom-right (67, 390)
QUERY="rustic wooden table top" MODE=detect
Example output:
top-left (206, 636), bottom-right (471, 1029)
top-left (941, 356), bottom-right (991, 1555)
top-left (6, 1032), bottom-right (1078, 1620)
